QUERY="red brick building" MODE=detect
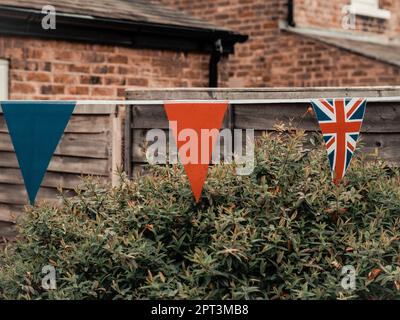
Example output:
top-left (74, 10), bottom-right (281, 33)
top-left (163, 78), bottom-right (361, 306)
top-left (0, 0), bottom-right (399, 101)
top-left (162, 0), bottom-right (400, 87)
top-left (0, 0), bottom-right (246, 100)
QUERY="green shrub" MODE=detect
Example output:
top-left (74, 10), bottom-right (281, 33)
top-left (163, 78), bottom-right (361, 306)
top-left (0, 127), bottom-right (399, 300)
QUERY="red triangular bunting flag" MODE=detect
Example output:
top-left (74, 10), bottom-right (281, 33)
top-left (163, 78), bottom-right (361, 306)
top-left (164, 102), bottom-right (228, 202)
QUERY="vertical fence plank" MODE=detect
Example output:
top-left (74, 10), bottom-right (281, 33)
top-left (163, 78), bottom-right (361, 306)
top-left (124, 105), bottom-right (132, 179)
top-left (111, 105), bottom-right (123, 186)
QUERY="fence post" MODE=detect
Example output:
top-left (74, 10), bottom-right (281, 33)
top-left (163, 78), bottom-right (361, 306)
top-left (124, 104), bottom-right (132, 179)
top-left (111, 105), bottom-right (123, 186)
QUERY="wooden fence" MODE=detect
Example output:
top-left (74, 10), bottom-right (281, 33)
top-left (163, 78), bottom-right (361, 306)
top-left (0, 86), bottom-right (399, 223)
top-left (125, 87), bottom-right (400, 176)
top-left (0, 104), bottom-right (123, 222)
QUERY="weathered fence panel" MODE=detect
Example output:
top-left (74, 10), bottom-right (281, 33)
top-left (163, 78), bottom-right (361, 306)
top-left (0, 104), bottom-right (123, 223)
top-left (125, 87), bottom-right (400, 176)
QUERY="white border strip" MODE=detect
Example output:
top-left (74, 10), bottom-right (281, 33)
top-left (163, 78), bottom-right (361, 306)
top-left (1, 97), bottom-right (400, 105)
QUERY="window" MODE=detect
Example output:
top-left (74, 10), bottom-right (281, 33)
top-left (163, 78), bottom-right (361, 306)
top-left (0, 59), bottom-right (8, 100)
top-left (350, 0), bottom-right (391, 20)
top-left (354, 0), bottom-right (379, 8)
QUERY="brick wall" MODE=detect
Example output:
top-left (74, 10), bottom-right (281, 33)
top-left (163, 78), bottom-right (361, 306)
top-left (0, 35), bottom-right (210, 100)
top-left (265, 33), bottom-right (400, 87)
top-left (161, 0), bottom-right (400, 87)
top-left (294, 0), bottom-right (399, 38)
top-left (1, 1), bottom-right (399, 95)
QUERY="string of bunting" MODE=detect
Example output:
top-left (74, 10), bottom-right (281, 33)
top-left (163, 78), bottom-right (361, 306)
top-left (0, 98), bottom-right (367, 204)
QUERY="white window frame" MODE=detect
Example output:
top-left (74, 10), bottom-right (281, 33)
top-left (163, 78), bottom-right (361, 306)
top-left (0, 59), bottom-right (9, 100)
top-left (350, 0), bottom-right (391, 20)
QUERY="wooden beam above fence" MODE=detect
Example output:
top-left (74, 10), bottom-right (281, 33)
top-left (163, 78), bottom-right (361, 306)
top-left (126, 86), bottom-right (400, 100)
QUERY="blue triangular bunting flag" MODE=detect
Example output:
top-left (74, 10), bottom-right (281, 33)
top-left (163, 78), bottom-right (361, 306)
top-left (0, 101), bottom-right (76, 204)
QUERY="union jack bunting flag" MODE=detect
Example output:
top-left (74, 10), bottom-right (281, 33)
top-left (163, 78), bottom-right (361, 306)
top-left (311, 98), bottom-right (367, 184)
